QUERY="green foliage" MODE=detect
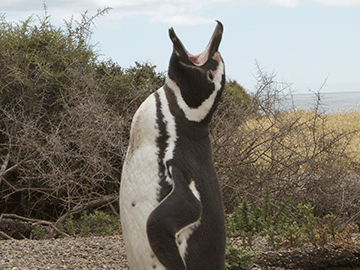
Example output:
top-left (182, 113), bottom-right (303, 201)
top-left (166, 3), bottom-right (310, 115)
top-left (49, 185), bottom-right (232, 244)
top-left (225, 243), bottom-right (256, 270)
top-left (58, 223), bottom-right (65, 238)
top-left (227, 188), bottom-right (291, 247)
top-left (59, 211), bottom-right (120, 237)
top-left (223, 79), bottom-right (251, 110)
top-left (295, 203), bottom-right (318, 246)
top-left (96, 60), bottom-right (165, 113)
top-left (226, 200), bottom-right (256, 247)
top-left (82, 210), bottom-right (121, 236)
top-left (66, 213), bottom-right (75, 236)
top-left (323, 213), bottom-right (340, 239)
top-left (226, 189), bottom-right (351, 250)
top-left (0, 7), bottom-right (109, 116)
top-left (31, 226), bottom-right (46, 240)
top-left (80, 210), bottom-right (91, 237)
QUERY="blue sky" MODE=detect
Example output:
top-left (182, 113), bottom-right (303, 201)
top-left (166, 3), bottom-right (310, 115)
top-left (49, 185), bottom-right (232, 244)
top-left (1, 0), bottom-right (359, 94)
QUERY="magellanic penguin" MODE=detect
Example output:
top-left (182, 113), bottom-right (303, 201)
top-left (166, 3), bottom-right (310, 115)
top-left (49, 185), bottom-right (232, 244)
top-left (120, 21), bottom-right (226, 270)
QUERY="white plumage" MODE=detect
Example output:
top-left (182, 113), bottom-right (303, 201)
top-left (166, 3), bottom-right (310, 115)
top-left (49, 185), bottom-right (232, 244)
top-left (120, 87), bottom-right (177, 269)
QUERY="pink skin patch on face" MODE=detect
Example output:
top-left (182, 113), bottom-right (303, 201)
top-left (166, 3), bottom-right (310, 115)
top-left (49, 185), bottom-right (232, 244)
top-left (188, 51), bottom-right (221, 66)
top-left (187, 51), bottom-right (221, 82)
top-left (206, 53), bottom-right (221, 81)
top-left (212, 52), bottom-right (221, 63)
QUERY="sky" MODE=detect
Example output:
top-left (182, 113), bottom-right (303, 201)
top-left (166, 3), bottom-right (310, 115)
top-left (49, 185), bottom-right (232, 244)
top-left (1, 0), bottom-right (359, 94)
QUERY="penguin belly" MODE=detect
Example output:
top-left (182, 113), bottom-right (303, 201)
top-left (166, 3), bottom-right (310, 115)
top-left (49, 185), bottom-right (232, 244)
top-left (120, 149), bottom-right (165, 269)
top-left (120, 89), bottom-right (174, 270)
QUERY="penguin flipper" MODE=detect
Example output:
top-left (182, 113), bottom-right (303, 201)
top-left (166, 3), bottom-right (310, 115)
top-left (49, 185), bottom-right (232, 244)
top-left (147, 166), bottom-right (202, 270)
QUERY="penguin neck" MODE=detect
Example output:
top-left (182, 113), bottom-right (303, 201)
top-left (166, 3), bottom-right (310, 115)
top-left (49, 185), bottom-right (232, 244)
top-left (163, 82), bottom-right (211, 140)
top-left (164, 76), bottom-right (221, 125)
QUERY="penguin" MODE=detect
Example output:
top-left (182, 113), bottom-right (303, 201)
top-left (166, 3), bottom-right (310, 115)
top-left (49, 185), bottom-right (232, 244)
top-left (120, 21), bottom-right (226, 270)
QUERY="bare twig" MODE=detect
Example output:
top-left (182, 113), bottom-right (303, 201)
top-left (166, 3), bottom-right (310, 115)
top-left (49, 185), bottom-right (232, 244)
top-left (55, 194), bottom-right (118, 227)
top-left (1, 213), bottom-right (71, 239)
top-left (0, 230), bottom-right (15, 240)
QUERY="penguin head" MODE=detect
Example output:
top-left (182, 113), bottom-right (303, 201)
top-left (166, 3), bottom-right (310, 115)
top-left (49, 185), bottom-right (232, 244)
top-left (166, 21), bottom-right (225, 123)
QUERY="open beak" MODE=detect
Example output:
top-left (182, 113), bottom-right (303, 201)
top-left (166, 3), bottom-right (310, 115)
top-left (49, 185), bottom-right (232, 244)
top-left (169, 21), bottom-right (223, 67)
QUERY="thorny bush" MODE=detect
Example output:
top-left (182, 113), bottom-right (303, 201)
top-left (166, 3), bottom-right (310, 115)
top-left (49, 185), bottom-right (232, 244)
top-left (0, 9), bottom-right (163, 224)
top-left (212, 63), bottom-right (360, 225)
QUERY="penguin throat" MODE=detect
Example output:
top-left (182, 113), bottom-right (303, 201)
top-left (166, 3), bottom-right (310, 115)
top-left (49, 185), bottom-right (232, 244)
top-left (187, 50), bottom-right (209, 67)
top-left (165, 73), bottom-right (222, 123)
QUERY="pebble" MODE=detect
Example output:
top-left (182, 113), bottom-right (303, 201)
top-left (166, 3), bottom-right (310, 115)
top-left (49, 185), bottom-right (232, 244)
top-left (0, 235), bottom-right (129, 270)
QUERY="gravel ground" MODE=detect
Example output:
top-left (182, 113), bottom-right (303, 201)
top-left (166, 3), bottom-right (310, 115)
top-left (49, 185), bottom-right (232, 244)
top-left (1, 234), bottom-right (360, 269)
top-left (0, 235), bottom-right (129, 270)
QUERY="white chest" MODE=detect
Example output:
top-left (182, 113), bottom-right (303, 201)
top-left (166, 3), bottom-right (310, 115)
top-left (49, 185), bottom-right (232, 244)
top-left (120, 87), bottom-right (177, 269)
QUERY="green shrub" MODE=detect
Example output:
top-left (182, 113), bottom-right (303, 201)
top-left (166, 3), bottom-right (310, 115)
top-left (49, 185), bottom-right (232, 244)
top-left (0, 8), bottom-right (108, 117)
top-left (226, 188), bottom-right (355, 254)
top-left (225, 243), bottom-right (256, 270)
top-left (85, 210), bottom-right (120, 236)
top-left (223, 79), bottom-right (251, 110)
top-left (227, 188), bottom-right (292, 247)
top-left (58, 210), bottom-right (120, 237)
top-left (80, 211), bottom-right (91, 237)
top-left (66, 213), bottom-right (75, 236)
top-left (96, 60), bottom-right (165, 114)
top-left (31, 226), bottom-right (46, 240)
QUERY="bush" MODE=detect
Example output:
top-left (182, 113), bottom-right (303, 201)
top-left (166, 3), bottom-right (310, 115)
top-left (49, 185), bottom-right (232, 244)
top-left (81, 210), bottom-right (121, 236)
top-left (226, 189), bottom-right (358, 250)
top-left (0, 7), bottom-right (163, 223)
top-left (31, 226), bottom-right (46, 240)
top-left (0, 8), bottom-right (125, 220)
top-left (56, 210), bottom-right (120, 237)
top-left (225, 243), bottom-right (256, 270)
top-left (96, 60), bottom-right (165, 114)
top-left (212, 63), bottom-right (360, 225)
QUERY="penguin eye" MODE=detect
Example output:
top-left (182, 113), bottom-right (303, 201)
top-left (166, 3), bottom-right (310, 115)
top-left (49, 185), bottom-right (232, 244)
top-left (207, 70), bottom-right (214, 82)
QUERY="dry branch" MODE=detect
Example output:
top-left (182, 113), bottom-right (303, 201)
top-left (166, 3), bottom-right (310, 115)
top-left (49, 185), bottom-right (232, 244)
top-left (0, 213), bottom-right (70, 239)
top-left (0, 230), bottom-right (15, 240)
top-left (55, 194), bottom-right (118, 227)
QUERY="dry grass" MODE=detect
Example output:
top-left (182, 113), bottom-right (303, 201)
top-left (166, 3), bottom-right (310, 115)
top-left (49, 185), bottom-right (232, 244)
top-left (325, 109), bottom-right (360, 163)
top-left (244, 109), bottom-right (360, 167)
